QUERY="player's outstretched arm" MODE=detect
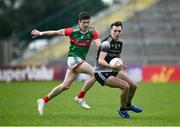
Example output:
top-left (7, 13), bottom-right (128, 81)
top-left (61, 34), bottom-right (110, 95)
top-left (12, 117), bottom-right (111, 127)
top-left (31, 29), bottom-right (65, 38)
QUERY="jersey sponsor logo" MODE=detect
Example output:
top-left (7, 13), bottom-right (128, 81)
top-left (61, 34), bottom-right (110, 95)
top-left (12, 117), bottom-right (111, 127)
top-left (70, 38), bottom-right (92, 46)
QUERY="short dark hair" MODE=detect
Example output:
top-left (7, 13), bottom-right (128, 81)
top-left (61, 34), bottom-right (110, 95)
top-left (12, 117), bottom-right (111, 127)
top-left (78, 12), bottom-right (90, 21)
top-left (111, 21), bottom-right (123, 29)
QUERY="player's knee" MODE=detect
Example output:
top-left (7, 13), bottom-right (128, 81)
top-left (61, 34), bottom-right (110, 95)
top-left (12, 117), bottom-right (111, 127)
top-left (89, 72), bottom-right (94, 77)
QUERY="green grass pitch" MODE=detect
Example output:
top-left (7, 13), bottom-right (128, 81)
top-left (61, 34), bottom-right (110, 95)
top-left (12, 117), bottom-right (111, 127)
top-left (0, 81), bottom-right (180, 126)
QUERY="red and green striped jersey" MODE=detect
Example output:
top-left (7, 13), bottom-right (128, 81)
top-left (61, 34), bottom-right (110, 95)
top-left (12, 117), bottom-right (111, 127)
top-left (64, 26), bottom-right (99, 60)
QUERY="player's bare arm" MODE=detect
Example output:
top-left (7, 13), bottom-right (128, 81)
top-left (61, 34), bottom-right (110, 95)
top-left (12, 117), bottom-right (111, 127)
top-left (98, 51), bottom-right (112, 68)
top-left (31, 29), bottom-right (65, 38)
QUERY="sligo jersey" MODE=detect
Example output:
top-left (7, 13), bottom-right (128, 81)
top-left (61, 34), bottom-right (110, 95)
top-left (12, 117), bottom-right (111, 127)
top-left (94, 35), bottom-right (123, 72)
top-left (65, 26), bottom-right (99, 60)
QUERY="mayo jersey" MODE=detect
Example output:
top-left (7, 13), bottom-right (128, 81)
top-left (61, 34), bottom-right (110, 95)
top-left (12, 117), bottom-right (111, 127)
top-left (65, 26), bottom-right (99, 60)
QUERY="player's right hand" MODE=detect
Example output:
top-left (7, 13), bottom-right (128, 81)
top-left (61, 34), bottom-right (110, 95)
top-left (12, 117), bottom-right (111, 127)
top-left (111, 64), bottom-right (128, 72)
top-left (31, 29), bottom-right (41, 38)
top-left (121, 64), bottom-right (128, 72)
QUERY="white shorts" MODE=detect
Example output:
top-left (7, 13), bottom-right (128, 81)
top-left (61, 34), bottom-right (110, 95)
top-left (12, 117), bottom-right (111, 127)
top-left (67, 56), bottom-right (84, 71)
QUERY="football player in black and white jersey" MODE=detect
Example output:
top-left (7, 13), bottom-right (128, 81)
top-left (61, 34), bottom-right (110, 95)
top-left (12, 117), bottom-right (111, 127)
top-left (94, 21), bottom-right (142, 119)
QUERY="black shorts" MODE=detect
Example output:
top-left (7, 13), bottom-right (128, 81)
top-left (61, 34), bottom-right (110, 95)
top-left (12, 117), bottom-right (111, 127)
top-left (94, 72), bottom-right (118, 86)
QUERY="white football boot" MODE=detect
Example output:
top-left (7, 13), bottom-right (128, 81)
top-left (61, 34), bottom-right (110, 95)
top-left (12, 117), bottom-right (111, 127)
top-left (37, 99), bottom-right (45, 115)
top-left (74, 96), bottom-right (90, 110)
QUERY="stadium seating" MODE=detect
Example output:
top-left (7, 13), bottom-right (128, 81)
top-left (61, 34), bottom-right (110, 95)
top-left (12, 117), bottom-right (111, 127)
top-left (121, 0), bottom-right (180, 64)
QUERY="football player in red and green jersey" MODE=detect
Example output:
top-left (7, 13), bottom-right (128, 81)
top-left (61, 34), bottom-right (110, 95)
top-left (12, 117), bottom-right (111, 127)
top-left (31, 12), bottom-right (101, 115)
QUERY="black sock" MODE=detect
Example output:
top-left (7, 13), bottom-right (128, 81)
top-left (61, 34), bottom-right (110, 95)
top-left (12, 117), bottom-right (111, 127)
top-left (126, 103), bottom-right (132, 107)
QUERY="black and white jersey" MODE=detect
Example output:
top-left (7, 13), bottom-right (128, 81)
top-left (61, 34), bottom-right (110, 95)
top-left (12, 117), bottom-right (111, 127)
top-left (94, 35), bottom-right (123, 72)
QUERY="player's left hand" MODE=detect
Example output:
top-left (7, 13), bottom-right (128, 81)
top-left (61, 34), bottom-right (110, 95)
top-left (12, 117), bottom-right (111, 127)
top-left (31, 29), bottom-right (42, 38)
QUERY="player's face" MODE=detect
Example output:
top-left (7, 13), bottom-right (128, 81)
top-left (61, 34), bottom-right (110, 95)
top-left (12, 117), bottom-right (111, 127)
top-left (111, 26), bottom-right (122, 40)
top-left (79, 19), bottom-right (90, 32)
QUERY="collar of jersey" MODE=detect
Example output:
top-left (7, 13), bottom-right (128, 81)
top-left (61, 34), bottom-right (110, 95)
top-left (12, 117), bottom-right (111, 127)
top-left (79, 27), bottom-right (89, 34)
